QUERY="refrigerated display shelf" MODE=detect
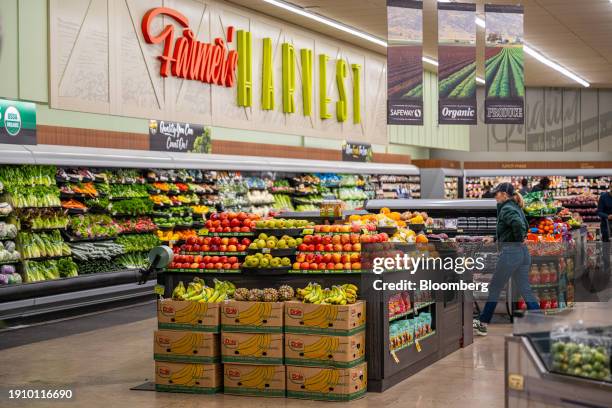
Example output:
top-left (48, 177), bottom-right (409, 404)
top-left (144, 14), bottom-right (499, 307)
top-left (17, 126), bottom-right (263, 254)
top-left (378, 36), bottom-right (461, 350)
top-left (389, 301), bottom-right (436, 322)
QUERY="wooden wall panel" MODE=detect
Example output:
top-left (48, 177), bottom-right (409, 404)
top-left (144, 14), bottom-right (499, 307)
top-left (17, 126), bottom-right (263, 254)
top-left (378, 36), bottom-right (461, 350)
top-left (37, 125), bottom-right (149, 150)
top-left (464, 161), bottom-right (612, 170)
top-left (413, 159), bottom-right (461, 169)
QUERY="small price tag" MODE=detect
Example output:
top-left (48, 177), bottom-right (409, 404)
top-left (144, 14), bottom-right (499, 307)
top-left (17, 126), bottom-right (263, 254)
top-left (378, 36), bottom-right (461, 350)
top-left (457, 229), bottom-right (464, 233)
top-left (303, 228), bottom-right (314, 235)
top-left (426, 229), bottom-right (432, 234)
top-left (262, 248), bottom-right (270, 254)
top-left (415, 340), bottom-right (422, 353)
top-left (154, 284), bottom-right (165, 296)
top-left (508, 374), bottom-right (524, 391)
top-left (391, 350), bottom-right (400, 364)
top-left (199, 228), bottom-right (209, 236)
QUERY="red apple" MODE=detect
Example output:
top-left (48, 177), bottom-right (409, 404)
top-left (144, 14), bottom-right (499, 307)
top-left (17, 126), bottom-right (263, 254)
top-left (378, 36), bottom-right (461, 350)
top-left (335, 263), bottom-right (344, 270)
top-left (298, 244), bottom-right (308, 252)
top-left (199, 262), bottom-right (206, 269)
top-left (316, 244), bottom-right (325, 252)
top-left (333, 244), bottom-right (343, 252)
top-left (303, 235), bottom-right (313, 244)
top-left (293, 262), bottom-right (301, 270)
top-left (203, 256), bottom-right (211, 263)
top-left (231, 262), bottom-right (240, 269)
top-left (241, 238), bottom-right (251, 246)
top-left (308, 244), bottom-right (316, 252)
top-left (318, 262), bottom-right (326, 270)
top-left (190, 263), bottom-right (199, 269)
top-left (352, 243), bottom-right (361, 252)
top-left (228, 256), bottom-right (238, 264)
top-left (300, 262), bottom-right (310, 270)
top-left (205, 262), bottom-right (214, 269)
top-left (214, 262), bottom-right (223, 269)
top-left (228, 244), bottom-right (237, 252)
top-left (324, 244), bottom-right (334, 252)
top-left (326, 262), bottom-right (335, 270)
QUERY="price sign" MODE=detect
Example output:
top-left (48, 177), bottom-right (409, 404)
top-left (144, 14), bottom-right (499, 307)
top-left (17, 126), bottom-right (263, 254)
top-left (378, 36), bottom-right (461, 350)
top-left (391, 350), bottom-right (400, 363)
top-left (262, 248), bottom-right (271, 254)
top-left (303, 228), bottom-right (314, 235)
top-left (415, 339), bottom-right (422, 353)
top-left (198, 229), bottom-right (209, 236)
top-left (154, 284), bottom-right (165, 296)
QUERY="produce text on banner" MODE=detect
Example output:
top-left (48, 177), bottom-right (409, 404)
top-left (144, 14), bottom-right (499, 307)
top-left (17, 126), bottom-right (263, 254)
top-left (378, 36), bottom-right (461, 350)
top-left (387, 0), bottom-right (423, 125)
top-left (438, 2), bottom-right (477, 125)
top-left (148, 120), bottom-right (211, 153)
top-left (0, 99), bottom-right (37, 145)
top-left (484, 4), bottom-right (525, 124)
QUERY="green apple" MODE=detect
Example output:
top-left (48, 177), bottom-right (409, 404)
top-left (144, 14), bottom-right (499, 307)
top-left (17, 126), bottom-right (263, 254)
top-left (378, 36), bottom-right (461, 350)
top-left (267, 240), bottom-right (277, 249)
top-left (270, 258), bottom-right (281, 267)
top-left (281, 257), bottom-right (291, 266)
top-left (287, 238), bottom-right (297, 248)
top-left (260, 258), bottom-right (270, 268)
top-left (277, 220), bottom-right (286, 228)
top-left (256, 221), bottom-right (266, 228)
top-left (295, 238), bottom-right (303, 245)
top-left (249, 243), bottom-right (258, 250)
top-left (277, 239), bottom-right (287, 249)
top-left (285, 220), bottom-right (294, 228)
top-left (258, 233), bottom-right (268, 240)
top-left (255, 253), bottom-right (264, 259)
top-left (257, 240), bottom-right (266, 249)
top-left (264, 220), bottom-right (275, 228)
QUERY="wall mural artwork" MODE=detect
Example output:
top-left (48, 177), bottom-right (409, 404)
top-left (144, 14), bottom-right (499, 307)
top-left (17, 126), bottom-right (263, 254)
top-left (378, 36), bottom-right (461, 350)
top-left (48, 0), bottom-right (387, 145)
top-left (475, 88), bottom-right (612, 152)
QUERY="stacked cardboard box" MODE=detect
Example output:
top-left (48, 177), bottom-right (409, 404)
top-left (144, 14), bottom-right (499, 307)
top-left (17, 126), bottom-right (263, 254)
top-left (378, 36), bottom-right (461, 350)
top-left (220, 300), bottom-right (286, 397)
top-left (154, 299), bottom-right (222, 394)
top-left (283, 300), bottom-right (368, 401)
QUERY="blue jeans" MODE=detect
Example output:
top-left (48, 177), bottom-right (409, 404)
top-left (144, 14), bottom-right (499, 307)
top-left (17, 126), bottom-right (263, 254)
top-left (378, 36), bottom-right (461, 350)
top-left (479, 245), bottom-right (539, 323)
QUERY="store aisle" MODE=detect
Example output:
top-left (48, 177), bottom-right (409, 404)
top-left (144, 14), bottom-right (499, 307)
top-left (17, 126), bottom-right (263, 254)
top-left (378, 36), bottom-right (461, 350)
top-left (0, 311), bottom-right (510, 408)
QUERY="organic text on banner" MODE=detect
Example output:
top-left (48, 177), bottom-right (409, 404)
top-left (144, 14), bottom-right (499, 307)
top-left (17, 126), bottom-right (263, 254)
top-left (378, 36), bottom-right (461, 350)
top-left (438, 2), bottom-right (477, 125)
top-left (0, 99), bottom-right (37, 145)
top-left (484, 4), bottom-right (524, 124)
top-left (387, 0), bottom-right (423, 125)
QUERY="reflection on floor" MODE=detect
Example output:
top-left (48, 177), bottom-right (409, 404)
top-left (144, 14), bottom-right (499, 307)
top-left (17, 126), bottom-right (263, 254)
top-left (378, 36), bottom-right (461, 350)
top-left (0, 315), bottom-right (511, 408)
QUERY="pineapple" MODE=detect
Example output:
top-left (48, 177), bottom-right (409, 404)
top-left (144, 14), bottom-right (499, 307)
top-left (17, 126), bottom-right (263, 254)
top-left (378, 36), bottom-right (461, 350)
top-left (248, 288), bottom-right (264, 301)
top-left (278, 285), bottom-right (294, 301)
top-left (263, 288), bottom-right (279, 302)
top-left (233, 287), bottom-right (249, 301)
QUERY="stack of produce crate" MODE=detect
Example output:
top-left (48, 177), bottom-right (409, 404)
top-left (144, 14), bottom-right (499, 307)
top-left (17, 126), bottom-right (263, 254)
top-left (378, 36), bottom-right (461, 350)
top-left (220, 296), bottom-right (286, 397)
top-left (283, 291), bottom-right (368, 401)
top-left (154, 295), bottom-right (222, 394)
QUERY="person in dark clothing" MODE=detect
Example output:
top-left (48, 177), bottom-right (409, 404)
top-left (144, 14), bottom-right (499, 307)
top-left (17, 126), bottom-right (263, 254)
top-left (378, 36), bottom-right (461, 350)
top-left (598, 185), bottom-right (612, 242)
top-left (531, 177), bottom-right (551, 193)
top-left (519, 178), bottom-right (530, 195)
top-left (473, 182), bottom-right (539, 336)
top-left (482, 184), bottom-right (496, 198)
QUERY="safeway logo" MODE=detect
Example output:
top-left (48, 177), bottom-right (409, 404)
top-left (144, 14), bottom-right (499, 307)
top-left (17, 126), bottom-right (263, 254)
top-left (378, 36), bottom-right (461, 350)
top-left (141, 7), bottom-right (238, 87)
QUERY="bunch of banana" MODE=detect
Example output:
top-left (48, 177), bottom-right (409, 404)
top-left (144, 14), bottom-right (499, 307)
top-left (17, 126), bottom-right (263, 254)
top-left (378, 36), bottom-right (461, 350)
top-left (232, 333), bottom-right (273, 357)
top-left (171, 281), bottom-right (186, 300)
top-left (167, 332), bottom-right (205, 354)
top-left (297, 283), bottom-right (358, 305)
top-left (236, 366), bottom-right (277, 389)
top-left (303, 336), bottom-right (340, 359)
top-left (302, 368), bottom-right (341, 393)
top-left (168, 364), bottom-right (204, 386)
top-left (236, 302), bottom-right (273, 326)
top-left (179, 278), bottom-right (205, 300)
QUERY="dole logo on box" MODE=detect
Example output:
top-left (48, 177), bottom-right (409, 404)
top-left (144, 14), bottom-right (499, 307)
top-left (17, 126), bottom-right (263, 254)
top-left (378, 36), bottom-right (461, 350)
top-left (226, 368), bottom-right (241, 380)
top-left (161, 304), bottom-right (175, 314)
top-left (223, 306), bottom-right (238, 316)
top-left (223, 337), bottom-right (237, 347)
top-left (289, 339), bottom-right (304, 351)
top-left (157, 335), bottom-right (171, 345)
top-left (289, 372), bottom-right (304, 382)
top-left (158, 367), bottom-right (171, 377)
top-left (287, 307), bottom-right (303, 318)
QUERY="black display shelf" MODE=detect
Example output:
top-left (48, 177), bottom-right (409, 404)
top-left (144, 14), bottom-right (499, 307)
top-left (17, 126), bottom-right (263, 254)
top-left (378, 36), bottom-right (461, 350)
top-left (253, 228), bottom-right (304, 237)
top-left (247, 247), bottom-right (296, 257)
top-left (241, 266), bottom-right (292, 275)
top-left (0, 269), bottom-right (144, 302)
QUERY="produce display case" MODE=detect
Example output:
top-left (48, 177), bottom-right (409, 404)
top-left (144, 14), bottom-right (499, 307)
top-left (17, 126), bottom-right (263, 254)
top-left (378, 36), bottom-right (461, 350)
top-left (0, 146), bottom-right (419, 322)
top-left (419, 168), bottom-right (463, 199)
top-left (506, 304), bottom-right (612, 407)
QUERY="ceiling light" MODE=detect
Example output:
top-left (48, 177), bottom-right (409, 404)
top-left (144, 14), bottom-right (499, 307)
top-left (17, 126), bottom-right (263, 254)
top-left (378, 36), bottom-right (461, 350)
top-left (262, 0), bottom-right (387, 47)
top-left (475, 17), bottom-right (486, 28)
top-left (476, 76), bottom-right (485, 84)
top-left (524, 45), bottom-right (590, 87)
top-left (422, 56), bottom-right (438, 66)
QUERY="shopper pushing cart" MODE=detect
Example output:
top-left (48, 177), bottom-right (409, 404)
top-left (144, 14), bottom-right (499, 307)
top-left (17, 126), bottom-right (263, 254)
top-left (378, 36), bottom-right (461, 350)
top-left (473, 182), bottom-right (539, 336)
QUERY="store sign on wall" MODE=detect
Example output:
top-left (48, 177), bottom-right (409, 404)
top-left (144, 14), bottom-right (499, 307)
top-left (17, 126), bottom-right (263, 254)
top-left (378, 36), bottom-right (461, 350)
top-left (342, 141), bottom-right (372, 162)
top-left (141, 7), bottom-right (362, 125)
top-left (148, 120), bottom-right (211, 153)
top-left (0, 99), bottom-right (37, 145)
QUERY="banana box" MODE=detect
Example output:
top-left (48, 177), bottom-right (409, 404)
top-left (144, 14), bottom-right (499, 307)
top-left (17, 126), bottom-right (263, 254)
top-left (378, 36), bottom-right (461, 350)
top-left (221, 300), bottom-right (283, 333)
top-left (284, 332), bottom-right (365, 368)
top-left (157, 299), bottom-right (220, 332)
top-left (286, 362), bottom-right (367, 401)
top-left (155, 362), bottom-right (222, 394)
top-left (221, 331), bottom-right (284, 365)
top-left (223, 364), bottom-right (286, 397)
top-left (154, 330), bottom-right (220, 363)
top-left (284, 300), bottom-right (366, 335)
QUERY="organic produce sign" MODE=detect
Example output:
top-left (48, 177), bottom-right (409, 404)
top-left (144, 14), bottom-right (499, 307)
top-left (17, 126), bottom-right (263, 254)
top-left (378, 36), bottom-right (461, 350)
top-left (484, 4), bottom-right (525, 124)
top-left (437, 3), bottom-right (477, 125)
top-left (387, 0), bottom-right (423, 125)
top-left (0, 99), bottom-right (37, 145)
top-left (342, 141), bottom-right (372, 162)
top-left (149, 120), bottom-right (211, 153)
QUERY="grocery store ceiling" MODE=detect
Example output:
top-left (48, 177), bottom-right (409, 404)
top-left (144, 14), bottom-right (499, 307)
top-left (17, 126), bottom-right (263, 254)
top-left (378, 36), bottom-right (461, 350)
top-left (228, 0), bottom-right (612, 88)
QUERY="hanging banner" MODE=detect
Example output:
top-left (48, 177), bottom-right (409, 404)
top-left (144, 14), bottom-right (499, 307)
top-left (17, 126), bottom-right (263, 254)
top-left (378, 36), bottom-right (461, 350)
top-left (0, 99), bottom-right (37, 145)
top-left (148, 120), bottom-right (211, 153)
top-left (484, 4), bottom-right (525, 124)
top-left (341, 141), bottom-right (372, 162)
top-left (438, 3), bottom-right (477, 125)
top-left (387, 0), bottom-right (423, 125)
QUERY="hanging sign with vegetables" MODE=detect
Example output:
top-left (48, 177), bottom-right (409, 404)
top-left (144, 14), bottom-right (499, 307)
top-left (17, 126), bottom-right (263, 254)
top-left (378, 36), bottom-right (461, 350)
top-left (148, 119), bottom-right (211, 153)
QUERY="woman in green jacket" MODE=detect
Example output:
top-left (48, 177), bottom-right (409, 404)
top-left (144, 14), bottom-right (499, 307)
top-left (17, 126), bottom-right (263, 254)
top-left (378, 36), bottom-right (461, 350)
top-left (473, 182), bottom-right (539, 336)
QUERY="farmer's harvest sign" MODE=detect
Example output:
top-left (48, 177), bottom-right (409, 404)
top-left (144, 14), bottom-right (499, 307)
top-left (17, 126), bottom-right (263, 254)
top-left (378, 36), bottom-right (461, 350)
top-left (0, 99), bottom-right (37, 145)
top-left (149, 120), bottom-right (211, 153)
top-left (141, 7), bottom-right (362, 124)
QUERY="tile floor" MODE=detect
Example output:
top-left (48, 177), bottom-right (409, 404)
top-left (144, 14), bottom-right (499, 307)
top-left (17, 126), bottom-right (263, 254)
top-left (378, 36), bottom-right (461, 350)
top-left (0, 316), bottom-right (510, 408)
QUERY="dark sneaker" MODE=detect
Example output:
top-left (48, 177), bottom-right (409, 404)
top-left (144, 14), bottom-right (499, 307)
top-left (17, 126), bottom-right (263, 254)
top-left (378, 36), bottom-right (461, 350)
top-left (473, 320), bottom-right (488, 336)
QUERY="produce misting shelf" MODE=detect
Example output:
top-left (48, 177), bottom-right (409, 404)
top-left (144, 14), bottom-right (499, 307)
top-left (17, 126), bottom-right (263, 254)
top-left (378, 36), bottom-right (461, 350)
top-left (390, 330), bottom-right (437, 353)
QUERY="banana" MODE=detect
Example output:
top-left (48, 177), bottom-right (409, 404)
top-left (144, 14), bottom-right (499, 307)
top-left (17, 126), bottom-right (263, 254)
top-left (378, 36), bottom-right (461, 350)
top-left (171, 281), bottom-right (186, 300)
top-left (239, 366), bottom-right (276, 389)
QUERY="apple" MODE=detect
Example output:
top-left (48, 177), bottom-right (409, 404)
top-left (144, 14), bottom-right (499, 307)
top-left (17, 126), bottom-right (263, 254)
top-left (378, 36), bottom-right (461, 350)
top-left (333, 244), bottom-right (343, 252)
top-left (228, 256), bottom-right (238, 264)
top-left (237, 244), bottom-right (246, 251)
top-left (214, 262), bottom-right (223, 269)
top-left (335, 263), bottom-right (344, 270)
top-left (352, 243), bottom-right (361, 252)
top-left (231, 262), bottom-right (241, 269)
top-left (341, 235), bottom-right (350, 245)
top-left (326, 262), bottom-right (335, 270)
top-left (318, 262), bottom-right (326, 270)
top-left (298, 244), bottom-right (308, 252)
top-left (202, 245), bottom-right (211, 252)
top-left (322, 236), bottom-right (332, 245)
top-left (300, 262), bottom-right (310, 270)
top-left (228, 244), bottom-right (237, 252)
top-left (205, 220), bottom-right (213, 228)
top-left (219, 212), bottom-right (229, 220)
top-left (344, 262), bottom-right (351, 270)
top-left (199, 262), bottom-right (206, 269)
top-left (221, 263), bottom-right (230, 270)
top-left (314, 225), bottom-right (322, 232)
top-left (187, 236), bottom-right (197, 245)
top-left (190, 263), bottom-right (199, 269)
top-left (350, 253), bottom-right (360, 262)
top-left (316, 244), bottom-right (325, 252)
top-left (205, 262), bottom-right (214, 269)
top-left (343, 243), bottom-right (353, 252)
top-left (194, 255), bottom-right (203, 263)
top-left (314, 254), bottom-right (323, 264)
top-left (222, 227), bottom-right (230, 232)
top-left (210, 213), bottom-right (219, 221)
top-left (309, 263), bottom-right (318, 270)
top-left (332, 253), bottom-right (342, 263)
top-left (240, 226), bottom-right (250, 232)
top-left (308, 244), bottom-right (316, 252)
top-left (323, 254), bottom-right (332, 263)
top-left (203, 256), bottom-right (211, 263)
top-left (241, 238), bottom-right (251, 246)
top-left (303, 235), bottom-right (313, 244)
top-left (352, 262), bottom-right (361, 270)
top-left (211, 256), bottom-right (220, 263)
top-left (293, 262), bottom-right (301, 270)
top-left (341, 255), bottom-right (350, 264)
top-left (331, 235), bottom-right (341, 244)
